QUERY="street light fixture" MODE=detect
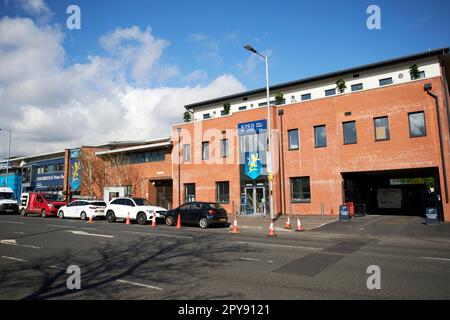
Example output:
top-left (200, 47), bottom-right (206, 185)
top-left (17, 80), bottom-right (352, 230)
top-left (244, 45), bottom-right (274, 220)
top-left (0, 128), bottom-right (12, 188)
top-left (177, 127), bottom-right (182, 208)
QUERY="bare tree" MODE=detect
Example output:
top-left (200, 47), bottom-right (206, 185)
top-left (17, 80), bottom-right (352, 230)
top-left (80, 149), bottom-right (106, 199)
top-left (104, 153), bottom-right (143, 197)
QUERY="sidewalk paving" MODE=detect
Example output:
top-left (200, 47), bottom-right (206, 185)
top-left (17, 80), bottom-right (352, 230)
top-left (229, 214), bottom-right (339, 233)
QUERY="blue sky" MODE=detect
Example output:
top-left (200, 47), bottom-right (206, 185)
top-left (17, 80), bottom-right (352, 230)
top-left (2, 0), bottom-right (450, 90)
top-left (0, 0), bottom-right (449, 156)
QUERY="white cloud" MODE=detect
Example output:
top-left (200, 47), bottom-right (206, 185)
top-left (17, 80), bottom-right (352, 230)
top-left (12, 0), bottom-right (53, 23)
top-left (0, 17), bottom-right (246, 157)
top-left (188, 33), bottom-right (222, 64)
top-left (238, 49), bottom-right (272, 75)
top-left (183, 69), bottom-right (208, 83)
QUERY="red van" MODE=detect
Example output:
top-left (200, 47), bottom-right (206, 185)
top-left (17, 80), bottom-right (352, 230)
top-left (20, 192), bottom-right (67, 218)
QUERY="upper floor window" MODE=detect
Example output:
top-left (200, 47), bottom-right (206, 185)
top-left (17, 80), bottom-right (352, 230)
top-left (314, 125), bottom-right (327, 148)
top-left (238, 106), bottom-right (247, 111)
top-left (379, 77), bottom-right (393, 86)
top-left (288, 129), bottom-right (299, 150)
top-left (221, 139), bottom-right (229, 158)
top-left (259, 100), bottom-right (276, 107)
top-left (351, 83), bottom-right (363, 91)
top-left (374, 116), bottom-right (390, 141)
top-left (343, 121), bottom-right (357, 144)
top-left (301, 93), bottom-right (311, 101)
top-left (411, 71), bottom-right (425, 80)
top-left (202, 142), bottom-right (210, 160)
top-left (325, 88), bottom-right (336, 97)
top-left (408, 111), bottom-right (426, 137)
top-left (183, 144), bottom-right (191, 162)
top-left (203, 113), bottom-right (211, 119)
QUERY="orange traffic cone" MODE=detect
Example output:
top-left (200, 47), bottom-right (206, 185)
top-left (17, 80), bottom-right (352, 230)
top-left (151, 215), bottom-right (157, 228)
top-left (87, 215), bottom-right (94, 224)
top-left (268, 219), bottom-right (277, 237)
top-left (230, 218), bottom-right (240, 234)
top-left (176, 213), bottom-right (182, 229)
top-left (125, 213), bottom-right (131, 225)
top-left (284, 215), bottom-right (292, 229)
top-left (295, 216), bottom-right (305, 232)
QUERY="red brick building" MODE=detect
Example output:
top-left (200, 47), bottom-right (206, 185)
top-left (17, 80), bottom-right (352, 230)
top-left (172, 48), bottom-right (450, 221)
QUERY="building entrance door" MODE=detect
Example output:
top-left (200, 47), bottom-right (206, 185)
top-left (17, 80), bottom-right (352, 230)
top-left (244, 187), bottom-right (266, 215)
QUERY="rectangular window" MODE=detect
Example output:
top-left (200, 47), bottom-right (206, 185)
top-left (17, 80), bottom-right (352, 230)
top-left (351, 83), bottom-right (363, 91)
top-left (379, 77), bottom-right (393, 86)
top-left (290, 177), bottom-right (311, 203)
top-left (238, 106), bottom-right (247, 111)
top-left (288, 129), bottom-right (299, 150)
top-left (184, 183), bottom-right (195, 203)
top-left (183, 144), bottom-right (190, 162)
top-left (411, 71), bottom-right (426, 80)
top-left (343, 121), bottom-right (357, 144)
top-left (202, 141), bottom-right (210, 160)
top-left (258, 100), bottom-right (276, 107)
top-left (314, 125), bottom-right (327, 148)
top-left (203, 113), bottom-right (211, 119)
top-left (301, 93), bottom-right (311, 101)
top-left (408, 111), bottom-right (426, 137)
top-left (221, 139), bottom-right (229, 158)
top-left (325, 88), bottom-right (336, 96)
top-left (374, 117), bottom-right (390, 141)
top-left (216, 181), bottom-right (230, 204)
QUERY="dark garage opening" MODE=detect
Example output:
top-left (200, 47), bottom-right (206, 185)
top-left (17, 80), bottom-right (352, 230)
top-left (342, 167), bottom-right (444, 220)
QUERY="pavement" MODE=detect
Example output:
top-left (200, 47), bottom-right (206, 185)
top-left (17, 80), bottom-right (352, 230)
top-left (0, 213), bottom-right (450, 300)
top-left (231, 214), bottom-right (338, 233)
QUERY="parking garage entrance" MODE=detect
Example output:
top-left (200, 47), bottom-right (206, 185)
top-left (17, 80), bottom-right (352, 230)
top-left (342, 167), bottom-right (444, 220)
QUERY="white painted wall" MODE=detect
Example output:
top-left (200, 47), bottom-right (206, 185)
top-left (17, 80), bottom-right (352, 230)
top-left (191, 57), bottom-right (441, 121)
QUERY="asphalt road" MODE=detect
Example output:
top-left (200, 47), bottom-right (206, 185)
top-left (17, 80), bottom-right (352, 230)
top-left (0, 214), bottom-right (449, 300)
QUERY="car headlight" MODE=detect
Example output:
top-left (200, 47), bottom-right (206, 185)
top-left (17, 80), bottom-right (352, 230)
top-left (146, 210), bottom-right (154, 214)
top-left (48, 204), bottom-right (55, 208)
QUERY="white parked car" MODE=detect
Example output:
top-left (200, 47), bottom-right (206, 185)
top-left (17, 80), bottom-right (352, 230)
top-left (57, 200), bottom-right (107, 220)
top-left (104, 197), bottom-right (167, 225)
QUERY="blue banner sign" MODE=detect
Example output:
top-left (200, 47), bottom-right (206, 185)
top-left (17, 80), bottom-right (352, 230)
top-left (69, 148), bottom-right (82, 191)
top-left (35, 172), bottom-right (64, 190)
top-left (245, 152), bottom-right (262, 180)
top-left (238, 119), bottom-right (267, 136)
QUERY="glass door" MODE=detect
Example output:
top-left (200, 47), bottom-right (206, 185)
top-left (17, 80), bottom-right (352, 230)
top-left (243, 187), bottom-right (266, 215)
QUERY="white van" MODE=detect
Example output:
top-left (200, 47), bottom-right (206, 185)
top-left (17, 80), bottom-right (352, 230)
top-left (0, 187), bottom-right (19, 214)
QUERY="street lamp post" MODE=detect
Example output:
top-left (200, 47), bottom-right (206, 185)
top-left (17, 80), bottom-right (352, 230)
top-left (244, 45), bottom-right (274, 220)
top-left (177, 127), bottom-right (182, 208)
top-left (0, 129), bottom-right (12, 187)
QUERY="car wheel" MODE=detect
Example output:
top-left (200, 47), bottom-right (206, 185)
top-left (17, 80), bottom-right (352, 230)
top-left (166, 215), bottom-right (175, 226)
top-left (106, 211), bottom-right (116, 223)
top-left (199, 217), bottom-right (209, 229)
top-left (58, 211), bottom-right (64, 219)
top-left (41, 209), bottom-right (47, 218)
top-left (20, 208), bottom-right (27, 217)
top-left (137, 212), bottom-right (147, 225)
top-left (80, 212), bottom-right (87, 221)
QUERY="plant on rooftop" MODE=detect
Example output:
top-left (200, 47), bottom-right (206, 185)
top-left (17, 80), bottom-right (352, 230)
top-left (409, 64), bottom-right (420, 80)
top-left (223, 103), bottom-right (231, 115)
top-left (336, 78), bottom-right (347, 94)
top-left (183, 111), bottom-right (191, 123)
top-left (275, 92), bottom-right (285, 105)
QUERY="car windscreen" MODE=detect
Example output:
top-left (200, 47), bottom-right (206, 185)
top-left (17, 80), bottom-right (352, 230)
top-left (43, 194), bottom-right (64, 201)
top-left (0, 192), bottom-right (15, 200)
top-left (133, 198), bottom-right (152, 206)
top-left (90, 202), bottom-right (106, 207)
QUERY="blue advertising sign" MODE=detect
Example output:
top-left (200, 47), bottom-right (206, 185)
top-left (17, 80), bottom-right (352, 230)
top-left (238, 119), bottom-right (267, 136)
top-left (69, 159), bottom-right (81, 191)
top-left (245, 152), bottom-right (262, 180)
top-left (35, 172), bottom-right (64, 190)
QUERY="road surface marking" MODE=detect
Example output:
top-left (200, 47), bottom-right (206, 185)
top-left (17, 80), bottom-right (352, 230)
top-left (47, 224), bottom-right (75, 228)
top-left (116, 279), bottom-right (162, 290)
top-left (0, 221), bottom-right (24, 225)
top-left (121, 230), bottom-right (193, 240)
top-left (13, 232), bottom-right (25, 235)
top-left (420, 256), bottom-right (450, 262)
top-left (50, 265), bottom-right (66, 270)
top-left (2, 256), bottom-right (27, 262)
top-left (82, 227), bottom-right (98, 230)
top-left (240, 257), bottom-right (274, 263)
top-left (65, 230), bottom-right (114, 238)
top-left (236, 241), bottom-right (320, 251)
top-left (0, 239), bottom-right (41, 249)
